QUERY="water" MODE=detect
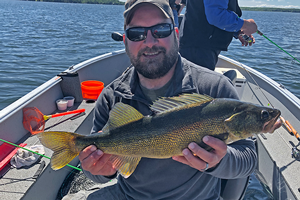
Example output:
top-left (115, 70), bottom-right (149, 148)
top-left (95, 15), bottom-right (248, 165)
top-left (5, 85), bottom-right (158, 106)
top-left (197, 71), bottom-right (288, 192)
top-left (0, 0), bottom-right (124, 110)
top-left (223, 11), bottom-right (300, 96)
top-left (0, 1), bottom-right (300, 111)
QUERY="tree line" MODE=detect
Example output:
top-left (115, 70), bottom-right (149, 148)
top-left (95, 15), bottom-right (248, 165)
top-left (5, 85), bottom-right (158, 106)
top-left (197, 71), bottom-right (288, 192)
top-left (241, 7), bottom-right (300, 13)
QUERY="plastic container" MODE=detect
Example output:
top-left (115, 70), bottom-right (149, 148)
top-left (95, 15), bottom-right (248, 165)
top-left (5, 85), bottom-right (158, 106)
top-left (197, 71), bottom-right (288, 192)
top-left (63, 96), bottom-right (75, 107)
top-left (81, 80), bottom-right (104, 100)
top-left (56, 99), bottom-right (68, 111)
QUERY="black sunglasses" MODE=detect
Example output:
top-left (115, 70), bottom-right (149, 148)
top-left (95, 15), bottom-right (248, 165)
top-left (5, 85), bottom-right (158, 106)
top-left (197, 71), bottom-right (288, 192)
top-left (125, 23), bottom-right (174, 42)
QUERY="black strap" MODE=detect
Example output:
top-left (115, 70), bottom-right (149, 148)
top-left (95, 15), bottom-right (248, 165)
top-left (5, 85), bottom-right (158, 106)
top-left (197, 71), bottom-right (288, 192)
top-left (33, 160), bottom-right (46, 179)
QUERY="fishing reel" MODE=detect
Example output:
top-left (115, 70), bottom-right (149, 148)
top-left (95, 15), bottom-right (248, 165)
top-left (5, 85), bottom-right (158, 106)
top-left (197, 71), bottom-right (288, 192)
top-left (292, 147), bottom-right (300, 160)
top-left (234, 30), bottom-right (252, 43)
top-left (289, 141), bottom-right (300, 160)
top-left (240, 34), bottom-right (252, 43)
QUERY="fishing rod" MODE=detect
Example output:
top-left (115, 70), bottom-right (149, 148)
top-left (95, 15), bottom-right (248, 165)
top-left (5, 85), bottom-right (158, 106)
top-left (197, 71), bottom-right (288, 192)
top-left (253, 30), bottom-right (300, 141)
top-left (0, 138), bottom-right (82, 171)
top-left (229, 57), bottom-right (300, 157)
top-left (235, 28), bottom-right (300, 142)
top-left (256, 30), bottom-right (300, 64)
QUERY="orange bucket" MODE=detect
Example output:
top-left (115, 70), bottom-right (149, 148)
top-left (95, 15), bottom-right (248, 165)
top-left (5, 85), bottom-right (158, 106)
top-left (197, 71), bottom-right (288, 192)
top-left (81, 80), bottom-right (104, 100)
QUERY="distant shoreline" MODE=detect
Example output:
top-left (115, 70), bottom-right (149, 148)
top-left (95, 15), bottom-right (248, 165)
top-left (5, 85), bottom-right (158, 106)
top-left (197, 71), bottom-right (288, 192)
top-left (241, 7), bottom-right (300, 13)
top-left (23, 0), bottom-right (125, 5)
top-left (20, 1), bottom-right (300, 12)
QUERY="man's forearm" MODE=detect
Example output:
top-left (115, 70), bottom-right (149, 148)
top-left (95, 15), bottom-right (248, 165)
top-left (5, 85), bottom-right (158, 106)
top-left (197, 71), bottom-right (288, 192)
top-left (204, 0), bottom-right (244, 32)
top-left (205, 139), bottom-right (257, 179)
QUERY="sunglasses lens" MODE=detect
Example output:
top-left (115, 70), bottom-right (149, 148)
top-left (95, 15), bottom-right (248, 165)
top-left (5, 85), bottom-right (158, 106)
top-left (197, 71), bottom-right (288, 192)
top-left (127, 27), bottom-right (146, 41)
top-left (152, 24), bottom-right (172, 38)
top-left (126, 23), bottom-right (173, 42)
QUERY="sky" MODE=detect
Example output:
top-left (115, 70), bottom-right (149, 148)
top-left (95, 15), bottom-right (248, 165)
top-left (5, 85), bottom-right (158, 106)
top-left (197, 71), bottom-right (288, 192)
top-left (237, 0), bottom-right (300, 8)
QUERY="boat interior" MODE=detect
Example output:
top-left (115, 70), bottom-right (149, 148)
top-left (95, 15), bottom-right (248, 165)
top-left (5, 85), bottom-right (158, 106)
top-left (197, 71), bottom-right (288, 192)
top-left (1, 50), bottom-right (300, 200)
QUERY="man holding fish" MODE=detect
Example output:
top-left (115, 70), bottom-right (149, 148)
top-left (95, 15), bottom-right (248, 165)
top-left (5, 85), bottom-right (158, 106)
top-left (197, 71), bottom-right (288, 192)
top-left (56, 0), bottom-right (281, 199)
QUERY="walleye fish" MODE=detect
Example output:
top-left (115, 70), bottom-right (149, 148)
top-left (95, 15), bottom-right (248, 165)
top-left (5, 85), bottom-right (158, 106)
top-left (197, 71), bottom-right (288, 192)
top-left (38, 93), bottom-right (281, 177)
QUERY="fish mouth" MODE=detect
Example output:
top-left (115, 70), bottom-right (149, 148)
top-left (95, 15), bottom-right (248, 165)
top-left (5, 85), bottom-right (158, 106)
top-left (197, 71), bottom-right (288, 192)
top-left (262, 111), bottom-right (282, 133)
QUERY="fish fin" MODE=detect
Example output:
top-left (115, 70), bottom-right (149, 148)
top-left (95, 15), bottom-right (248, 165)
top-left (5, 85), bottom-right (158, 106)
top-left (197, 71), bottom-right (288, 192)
top-left (151, 93), bottom-right (213, 114)
top-left (102, 103), bottom-right (144, 132)
top-left (110, 155), bottom-right (141, 178)
top-left (37, 131), bottom-right (81, 170)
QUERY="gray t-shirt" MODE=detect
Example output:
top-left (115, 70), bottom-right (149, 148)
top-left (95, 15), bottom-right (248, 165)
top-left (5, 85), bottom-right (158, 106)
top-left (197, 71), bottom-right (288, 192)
top-left (139, 76), bottom-right (173, 102)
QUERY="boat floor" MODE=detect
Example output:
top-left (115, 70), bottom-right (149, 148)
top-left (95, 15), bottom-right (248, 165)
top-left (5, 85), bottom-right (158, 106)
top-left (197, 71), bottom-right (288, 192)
top-left (216, 66), bottom-right (300, 199)
top-left (257, 128), bottom-right (300, 199)
top-left (0, 100), bottom-right (96, 200)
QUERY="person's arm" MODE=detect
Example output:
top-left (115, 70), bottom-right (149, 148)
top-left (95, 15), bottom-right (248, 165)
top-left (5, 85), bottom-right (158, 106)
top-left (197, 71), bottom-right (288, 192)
top-left (203, 0), bottom-right (244, 32)
top-left (91, 91), bottom-right (111, 134)
top-left (206, 138), bottom-right (257, 179)
top-left (173, 137), bottom-right (257, 179)
top-left (81, 88), bottom-right (118, 183)
top-left (177, 0), bottom-right (186, 15)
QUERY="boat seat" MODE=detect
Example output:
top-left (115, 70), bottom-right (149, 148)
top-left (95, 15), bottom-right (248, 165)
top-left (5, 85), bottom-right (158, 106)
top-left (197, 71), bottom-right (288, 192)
top-left (223, 69), bottom-right (237, 84)
top-left (220, 176), bottom-right (250, 200)
top-left (220, 138), bottom-right (258, 200)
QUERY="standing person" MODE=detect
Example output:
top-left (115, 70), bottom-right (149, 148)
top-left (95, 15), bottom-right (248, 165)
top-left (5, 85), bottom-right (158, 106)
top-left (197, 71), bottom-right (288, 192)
top-left (169, 0), bottom-right (181, 27)
top-left (179, 0), bottom-right (258, 70)
top-left (62, 0), bottom-right (277, 199)
top-left (177, 0), bottom-right (186, 17)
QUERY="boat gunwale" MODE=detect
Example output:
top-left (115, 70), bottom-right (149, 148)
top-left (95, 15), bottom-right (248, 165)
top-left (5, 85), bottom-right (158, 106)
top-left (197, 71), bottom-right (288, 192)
top-left (2, 52), bottom-right (299, 123)
top-left (218, 55), bottom-right (300, 109)
top-left (0, 50), bottom-right (126, 124)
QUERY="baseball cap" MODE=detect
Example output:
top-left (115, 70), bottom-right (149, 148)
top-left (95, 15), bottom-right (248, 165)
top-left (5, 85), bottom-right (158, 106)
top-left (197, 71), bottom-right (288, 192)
top-left (123, 0), bottom-right (174, 26)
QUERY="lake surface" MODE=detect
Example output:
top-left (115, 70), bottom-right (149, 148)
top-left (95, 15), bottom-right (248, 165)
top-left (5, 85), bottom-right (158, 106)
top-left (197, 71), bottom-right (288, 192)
top-left (0, 0), bottom-right (300, 111)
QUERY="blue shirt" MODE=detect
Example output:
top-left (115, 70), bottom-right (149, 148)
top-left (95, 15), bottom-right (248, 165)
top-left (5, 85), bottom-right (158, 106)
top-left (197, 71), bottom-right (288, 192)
top-left (204, 0), bottom-right (244, 33)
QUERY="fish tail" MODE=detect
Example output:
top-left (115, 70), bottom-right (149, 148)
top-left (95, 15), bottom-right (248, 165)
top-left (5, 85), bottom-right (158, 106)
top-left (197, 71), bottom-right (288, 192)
top-left (38, 131), bottom-right (81, 170)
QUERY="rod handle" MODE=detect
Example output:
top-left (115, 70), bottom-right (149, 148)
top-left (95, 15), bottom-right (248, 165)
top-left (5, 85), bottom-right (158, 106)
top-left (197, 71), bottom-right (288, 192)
top-left (285, 120), bottom-right (300, 141)
top-left (257, 30), bottom-right (263, 36)
top-left (280, 116), bottom-right (292, 133)
top-left (50, 109), bottom-right (85, 118)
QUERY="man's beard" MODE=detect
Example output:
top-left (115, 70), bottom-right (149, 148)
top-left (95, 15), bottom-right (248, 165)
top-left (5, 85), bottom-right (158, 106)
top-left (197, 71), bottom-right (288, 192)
top-left (125, 35), bottom-right (179, 79)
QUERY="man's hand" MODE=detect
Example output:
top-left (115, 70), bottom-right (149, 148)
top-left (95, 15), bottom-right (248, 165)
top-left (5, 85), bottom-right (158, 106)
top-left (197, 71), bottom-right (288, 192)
top-left (172, 136), bottom-right (227, 171)
top-left (79, 145), bottom-right (117, 176)
top-left (263, 118), bottom-right (282, 133)
top-left (238, 34), bottom-right (255, 46)
top-left (241, 19), bottom-right (257, 36)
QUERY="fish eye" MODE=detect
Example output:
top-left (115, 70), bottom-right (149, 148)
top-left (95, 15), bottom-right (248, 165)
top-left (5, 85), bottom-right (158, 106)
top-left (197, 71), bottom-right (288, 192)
top-left (261, 110), bottom-right (269, 119)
